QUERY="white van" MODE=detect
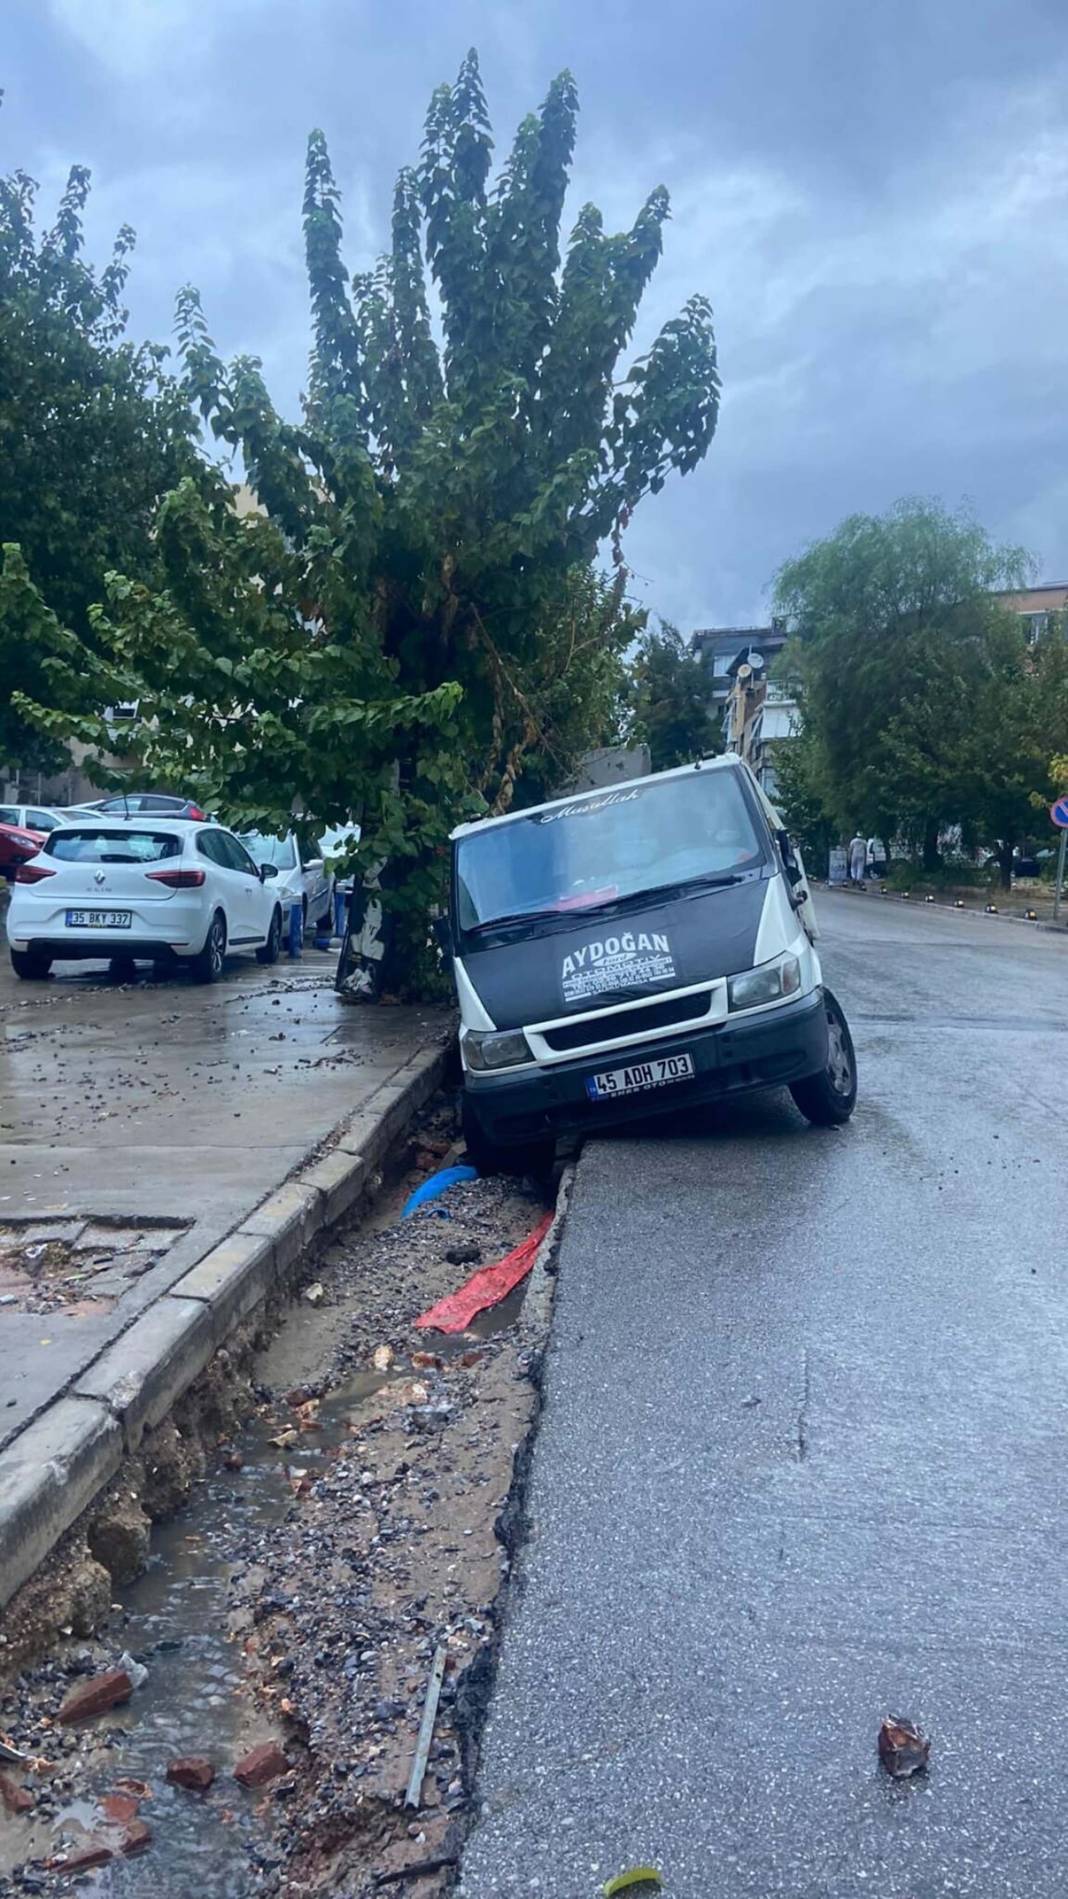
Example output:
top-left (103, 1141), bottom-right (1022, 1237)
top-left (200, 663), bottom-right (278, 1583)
top-left (446, 755), bottom-right (857, 1175)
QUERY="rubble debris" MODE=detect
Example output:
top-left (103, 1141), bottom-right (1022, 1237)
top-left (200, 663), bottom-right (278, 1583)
top-left (444, 1243), bottom-right (482, 1267)
top-left (234, 1740), bottom-right (290, 1788)
top-left (0, 1734), bottom-right (28, 1763)
top-left (404, 1644), bottom-right (448, 1809)
top-left (120, 1817), bottom-right (153, 1855)
top-left (877, 1716), bottom-right (930, 1778)
top-left (58, 1667), bottom-right (133, 1722)
top-left (0, 1769), bottom-right (34, 1813)
top-left (167, 1757), bottom-right (216, 1792)
top-left (373, 1343), bottom-right (395, 1371)
top-left (119, 1647), bottom-right (149, 1689)
top-left (303, 1281), bottom-right (325, 1306)
top-left (416, 1211), bottom-right (553, 1333)
top-left (45, 1838), bottom-right (115, 1872)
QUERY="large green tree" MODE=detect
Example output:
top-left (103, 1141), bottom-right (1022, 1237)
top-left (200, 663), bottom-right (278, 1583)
top-left (773, 499), bottom-right (1032, 866)
top-left (0, 149), bottom-right (195, 775)
top-left (627, 621), bottom-right (720, 769)
top-left (22, 52), bottom-right (720, 994)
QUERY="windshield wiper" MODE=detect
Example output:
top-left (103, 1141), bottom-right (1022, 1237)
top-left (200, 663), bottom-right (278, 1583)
top-left (467, 908), bottom-right (561, 934)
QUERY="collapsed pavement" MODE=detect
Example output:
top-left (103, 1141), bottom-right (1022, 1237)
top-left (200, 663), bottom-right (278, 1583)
top-left (0, 1100), bottom-right (564, 1897)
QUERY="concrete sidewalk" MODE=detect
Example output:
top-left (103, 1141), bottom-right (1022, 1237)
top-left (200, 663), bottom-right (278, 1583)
top-left (0, 948), bottom-right (451, 1604)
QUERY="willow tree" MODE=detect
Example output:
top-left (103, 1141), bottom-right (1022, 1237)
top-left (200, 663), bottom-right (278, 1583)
top-left (22, 51), bottom-right (720, 995)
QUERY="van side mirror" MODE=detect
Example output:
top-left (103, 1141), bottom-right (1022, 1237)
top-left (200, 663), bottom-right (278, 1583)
top-left (776, 829), bottom-right (803, 887)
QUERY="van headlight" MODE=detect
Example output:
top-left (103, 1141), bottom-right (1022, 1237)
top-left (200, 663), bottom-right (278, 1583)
top-left (463, 1028), bottom-right (534, 1071)
top-left (728, 953), bottom-right (802, 1012)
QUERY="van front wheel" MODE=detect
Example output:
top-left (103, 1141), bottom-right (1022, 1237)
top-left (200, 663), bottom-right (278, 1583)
top-left (789, 988), bottom-right (857, 1127)
top-left (462, 1097), bottom-right (554, 1181)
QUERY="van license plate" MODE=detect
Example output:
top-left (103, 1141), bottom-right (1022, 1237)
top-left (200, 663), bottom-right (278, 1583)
top-left (586, 1052), bottom-right (694, 1100)
top-left (66, 910), bottom-right (132, 929)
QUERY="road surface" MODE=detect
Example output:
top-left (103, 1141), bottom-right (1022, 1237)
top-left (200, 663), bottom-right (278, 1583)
top-left (461, 893), bottom-right (1068, 1899)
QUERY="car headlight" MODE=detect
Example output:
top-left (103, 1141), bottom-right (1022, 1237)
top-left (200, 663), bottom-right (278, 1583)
top-left (463, 1028), bottom-right (534, 1072)
top-left (728, 953), bottom-right (802, 1012)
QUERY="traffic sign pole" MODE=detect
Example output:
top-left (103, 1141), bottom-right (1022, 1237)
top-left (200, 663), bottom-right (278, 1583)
top-left (1055, 829), bottom-right (1067, 924)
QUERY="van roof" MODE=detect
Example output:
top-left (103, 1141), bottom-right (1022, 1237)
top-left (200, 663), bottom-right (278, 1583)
top-left (449, 754), bottom-right (746, 841)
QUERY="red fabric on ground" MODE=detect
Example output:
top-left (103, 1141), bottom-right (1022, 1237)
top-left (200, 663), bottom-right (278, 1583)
top-left (415, 1212), bottom-right (554, 1334)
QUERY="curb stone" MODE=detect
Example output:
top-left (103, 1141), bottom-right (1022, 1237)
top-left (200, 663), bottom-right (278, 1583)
top-left (0, 1039), bottom-right (450, 1612)
top-left (818, 882), bottom-right (1067, 935)
top-left (0, 1398), bottom-right (123, 1610)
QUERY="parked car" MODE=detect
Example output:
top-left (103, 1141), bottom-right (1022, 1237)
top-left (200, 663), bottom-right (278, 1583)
top-left (240, 831), bottom-right (333, 934)
top-left (80, 793), bottom-right (209, 820)
top-left (446, 753), bottom-right (857, 1176)
top-left (0, 803), bottom-right (83, 834)
top-left (6, 819), bottom-right (284, 982)
top-left (0, 820), bottom-right (47, 882)
top-left (318, 824), bottom-right (361, 935)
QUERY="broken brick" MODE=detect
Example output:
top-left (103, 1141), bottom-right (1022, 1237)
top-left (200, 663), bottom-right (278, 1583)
top-left (58, 1669), bottom-right (133, 1723)
top-left (233, 1741), bottom-right (289, 1788)
top-left (0, 1771), bottom-right (33, 1814)
top-left (120, 1818), bottom-right (153, 1856)
top-left (45, 1839), bottom-right (114, 1872)
top-left (167, 1757), bottom-right (215, 1792)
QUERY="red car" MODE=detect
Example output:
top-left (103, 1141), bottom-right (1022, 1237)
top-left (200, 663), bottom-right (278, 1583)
top-left (0, 821), bottom-right (46, 882)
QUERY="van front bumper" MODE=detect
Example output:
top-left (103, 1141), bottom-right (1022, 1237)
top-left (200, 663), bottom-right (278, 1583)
top-left (463, 988), bottom-right (829, 1149)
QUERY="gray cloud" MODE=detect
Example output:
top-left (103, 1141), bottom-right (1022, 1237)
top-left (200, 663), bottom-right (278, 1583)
top-left (6, 0), bottom-right (1067, 626)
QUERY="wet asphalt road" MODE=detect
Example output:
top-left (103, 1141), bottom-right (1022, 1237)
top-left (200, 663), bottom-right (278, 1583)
top-left (462, 893), bottom-right (1068, 1899)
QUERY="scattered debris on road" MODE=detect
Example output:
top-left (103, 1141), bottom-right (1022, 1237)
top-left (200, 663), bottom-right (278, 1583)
top-left (877, 1716), bottom-right (930, 1778)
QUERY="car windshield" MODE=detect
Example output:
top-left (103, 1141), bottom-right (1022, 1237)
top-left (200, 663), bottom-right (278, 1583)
top-left (455, 769), bottom-right (767, 931)
top-left (45, 828), bottom-right (181, 863)
top-left (241, 832), bottom-right (297, 871)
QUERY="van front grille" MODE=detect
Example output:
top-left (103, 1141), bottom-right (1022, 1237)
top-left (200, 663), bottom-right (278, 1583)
top-left (541, 990), bottom-right (713, 1052)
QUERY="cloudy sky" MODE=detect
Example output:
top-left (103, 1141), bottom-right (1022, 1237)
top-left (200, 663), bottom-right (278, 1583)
top-left (6, 0), bottom-right (1067, 628)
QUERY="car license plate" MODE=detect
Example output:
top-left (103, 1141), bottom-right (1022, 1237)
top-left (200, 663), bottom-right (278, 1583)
top-left (586, 1052), bottom-right (695, 1100)
top-left (65, 909), bottom-right (133, 929)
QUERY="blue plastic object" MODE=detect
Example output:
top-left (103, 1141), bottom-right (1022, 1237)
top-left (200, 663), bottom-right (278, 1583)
top-left (402, 1164), bottom-right (478, 1218)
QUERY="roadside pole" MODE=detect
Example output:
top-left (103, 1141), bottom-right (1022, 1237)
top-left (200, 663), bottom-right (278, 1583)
top-left (1050, 796), bottom-right (1068, 924)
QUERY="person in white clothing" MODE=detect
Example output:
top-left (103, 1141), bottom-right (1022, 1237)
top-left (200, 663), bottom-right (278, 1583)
top-left (848, 833), bottom-right (867, 885)
top-left (867, 835), bottom-right (887, 879)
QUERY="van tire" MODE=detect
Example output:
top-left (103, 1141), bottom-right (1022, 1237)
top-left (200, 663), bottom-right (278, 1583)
top-left (789, 988), bottom-right (857, 1126)
top-left (462, 1097), bottom-right (554, 1181)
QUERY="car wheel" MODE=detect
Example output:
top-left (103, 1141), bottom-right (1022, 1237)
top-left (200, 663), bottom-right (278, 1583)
top-left (788, 988), bottom-right (858, 1127)
top-left (256, 906), bottom-right (282, 965)
top-left (10, 949), bottom-right (52, 980)
top-left (461, 1095), bottom-right (555, 1180)
top-left (190, 910), bottom-right (226, 984)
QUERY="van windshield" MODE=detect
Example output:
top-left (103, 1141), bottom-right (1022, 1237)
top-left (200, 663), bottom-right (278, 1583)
top-left (455, 770), bottom-right (767, 931)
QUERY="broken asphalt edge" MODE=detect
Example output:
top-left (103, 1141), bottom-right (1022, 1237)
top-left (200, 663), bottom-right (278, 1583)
top-left (0, 1041), bottom-right (449, 1612)
top-left (451, 1165), bottom-right (574, 1843)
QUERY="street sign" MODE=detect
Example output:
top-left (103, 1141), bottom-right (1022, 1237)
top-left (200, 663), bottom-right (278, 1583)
top-left (1051, 796), bottom-right (1068, 828)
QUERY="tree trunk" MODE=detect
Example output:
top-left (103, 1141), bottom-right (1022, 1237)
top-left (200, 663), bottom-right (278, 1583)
top-left (997, 842), bottom-right (1014, 892)
top-left (922, 817), bottom-right (941, 871)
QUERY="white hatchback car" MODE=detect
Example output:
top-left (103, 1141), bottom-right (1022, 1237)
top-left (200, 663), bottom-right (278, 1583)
top-left (6, 819), bottom-right (284, 982)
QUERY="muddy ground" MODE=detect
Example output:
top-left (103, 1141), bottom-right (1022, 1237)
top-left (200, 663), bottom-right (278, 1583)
top-left (0, 1100), bottom-right (560, 1897)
